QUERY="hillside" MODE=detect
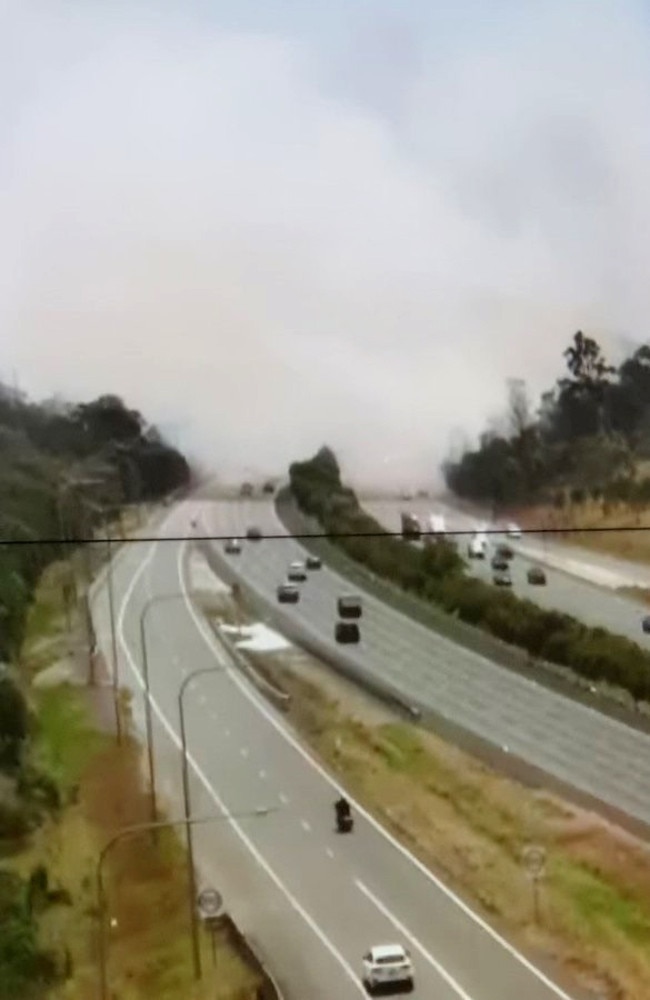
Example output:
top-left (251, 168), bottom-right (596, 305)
top-left (0, 386), bottom-right (190, 659)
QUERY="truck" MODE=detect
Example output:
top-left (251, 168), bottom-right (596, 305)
top-left (468, 533), bottom-right (487, 559)
top-left (401, 512), bottom-right (421, 540)
top-left (429, 513), bottom-right (447, 537)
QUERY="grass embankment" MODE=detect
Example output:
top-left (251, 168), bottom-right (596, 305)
top-left (3, 558), bottom-right (261, 1000)
top-left (224, 602), bottom-right (650, 1000)
top-left (515, 499), bottom-right (650, 567)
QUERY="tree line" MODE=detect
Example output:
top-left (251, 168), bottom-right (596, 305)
top-left (0, 387), bottom-right (190, 660)
top-left (444, 332), bottom-right (650, 507)
top-left (289, 446), bottom-right (650, 704)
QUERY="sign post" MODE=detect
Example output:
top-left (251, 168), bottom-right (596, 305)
top-left (522, 844), bottom-right (547, 924)
top-left (231, 583), bottom-right (242, 636)
top-left (197, 888), bottom-right (224, 970)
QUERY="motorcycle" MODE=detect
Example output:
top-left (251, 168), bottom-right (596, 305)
top-left (335, 799), bottom-right (353, 833)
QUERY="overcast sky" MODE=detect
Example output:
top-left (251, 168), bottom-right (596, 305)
top-left (2, 0), bottom-right (650, 485)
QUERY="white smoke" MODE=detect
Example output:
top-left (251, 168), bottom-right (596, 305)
top-left (1, 0), bottom-right (649, 486)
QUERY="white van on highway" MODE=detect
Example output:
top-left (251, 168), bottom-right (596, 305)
top-left (468, 534), bottom-right (487, 559)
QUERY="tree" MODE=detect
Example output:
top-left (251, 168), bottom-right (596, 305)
top-left (557, 331), bottom-right (616, 437)
top-left (0, 678), bottom-right (28, 770)
top-left (507, 379), bottom-right (531, 437)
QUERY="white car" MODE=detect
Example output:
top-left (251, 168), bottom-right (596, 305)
top-left (362, 943), bottom-right (414, 993)
top-left (506, 521), bottom-right (522, 539)
top-left (287, 560), bottom-right (307, 582)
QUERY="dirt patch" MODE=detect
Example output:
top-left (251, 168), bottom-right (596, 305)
top-left (246, 640), bottom-right (650, 1000)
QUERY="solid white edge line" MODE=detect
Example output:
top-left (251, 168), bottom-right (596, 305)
top-left (356, 879), bottom-right (473, 1000)
top-left (180, 529), bottom-right (575, 1000)
top-left (113, 510), bottom-right (366, 996)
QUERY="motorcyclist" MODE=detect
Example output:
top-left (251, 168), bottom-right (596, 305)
top-left (335, 796), bottom-right (351, 819)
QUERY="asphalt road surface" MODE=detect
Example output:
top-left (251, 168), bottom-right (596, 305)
top-left (365, 499), bottom-right (650, 647)
top-left (88, 503), bottom-right (580, 1000)
top-left (205, 497), bottom-right (650, 830)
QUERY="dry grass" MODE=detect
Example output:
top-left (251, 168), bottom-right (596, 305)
top-left (15, 725), bottom-right (261, 1000)
top-left (514, 500), bottom-right (650, 566)
top-left (255, 646), bottom-right (650, 1000)
top-left (6, 540), bottom-right (262, 1000)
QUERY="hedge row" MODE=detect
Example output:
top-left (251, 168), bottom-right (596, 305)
top-left (289, 448), bottom-right (650, 703)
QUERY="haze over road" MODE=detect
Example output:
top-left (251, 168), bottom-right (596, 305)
top-left (90, 501), bottom-right (575, 1000)
top-left (204, 497), bottom-right (650, 829)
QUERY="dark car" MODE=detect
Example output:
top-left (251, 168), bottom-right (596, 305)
top-left (495, 543), bottom-right (514, 560)
top-left (493, 569), bottom-right (512, 587)
top-left (224, 538), bottom-right (242, 555)
top-left (643, 615), bottom-right (650, 634)
top-left (491, 555), bottom-right (509, 571)
top-left (306, 554), bottom-right (322, 570)
top-left (287, 561), bottom-right (307, 582)
top-left (527, 565), bottom-right (547, 585)
top-left (277, 583), bottom-right (300, 604)
top-left (262, 481), bottom-right (276, 494)
top-left (335, 621), bottom-right (360, 644)
top-left (337, 595), bottom-right (362, 619)
top-left (246, 526), bottom-right (263, 541)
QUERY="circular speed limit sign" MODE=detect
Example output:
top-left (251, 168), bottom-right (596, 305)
top-left (197, 887), bottom-right (223, 920)
top-left (522, 844), bottom-right (547, 880)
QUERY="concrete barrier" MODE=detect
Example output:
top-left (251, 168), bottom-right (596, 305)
top-left (219, 913), bottom-right (284, 1000)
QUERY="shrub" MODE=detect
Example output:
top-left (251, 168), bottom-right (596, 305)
top-left (0, 678), bottom-right (28, 771)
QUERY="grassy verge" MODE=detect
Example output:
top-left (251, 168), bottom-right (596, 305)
top-left (515, 499), bottom-right (650, 566)
top-left (211, 585), bottom-right (650, 1000)
top-left (2, 552), bottom-right (263, 1000)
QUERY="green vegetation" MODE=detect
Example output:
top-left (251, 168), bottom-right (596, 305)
top-left (0, 388), bottom-right (190, 661)
top-left (289, 446), bottom-right (650, 702)
top-left (445, 331), bottom-right (650, 507)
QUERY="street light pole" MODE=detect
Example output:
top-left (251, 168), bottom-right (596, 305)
top-left (139, 591), bottom-right (204, 828)
top-left (96, 806), bottom-right (274, 1000)
top-left (105, 527), bottom-right (122, 744)
top-left (80, 497), bottom-right (122, 739)
top-left (178, 665), bottom-right (228, 980)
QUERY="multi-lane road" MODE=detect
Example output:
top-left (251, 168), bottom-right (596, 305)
top-left (90, 501), bottom-right (578, 1000)
top-left (205, 497), bottom-right (650, 831)
top-left (365, 498), bottom-right (650, 646)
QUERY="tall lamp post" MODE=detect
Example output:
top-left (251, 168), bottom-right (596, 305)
top-left (81, 498), bottom-right (122, 743)
top-left (139, 591), bottom-right (213, 826)
top-left (178, 664), bottom-right (229, 979)
top-left (56, 476), bottom-right (105, 675)
top-left (96, 806), bottom-right (275, 1000)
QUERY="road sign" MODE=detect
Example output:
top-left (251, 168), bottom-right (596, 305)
top-left (197, 887), bottom-right (223, 920)
top-left (522, 844), bottom-right (547, 880)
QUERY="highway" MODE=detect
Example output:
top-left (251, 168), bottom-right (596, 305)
top-left (205, 497), bottom-right (650, 829)
top-left (89, 502), bottom-right (578, 1000)
top-left (365, 499), bottom-right (650, 647)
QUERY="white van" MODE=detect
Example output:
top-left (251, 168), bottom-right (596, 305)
top-left (468, 534), bottom-right (487, 559)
